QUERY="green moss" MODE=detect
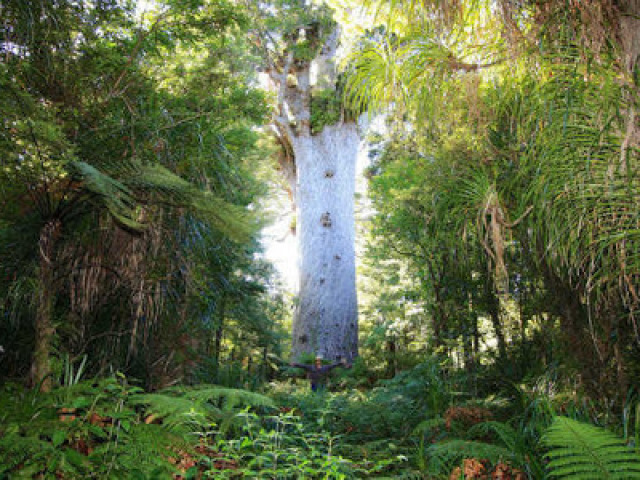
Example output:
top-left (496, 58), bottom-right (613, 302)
top-left (310, 88), bottom-right (342, 134)
top-left (310, 84), bottom-right (361, 134)
top-left (292, 40), bottom-right (317, 62)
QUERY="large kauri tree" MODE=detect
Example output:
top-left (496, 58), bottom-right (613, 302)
top-left (251, 1), bottom-right (359, 362)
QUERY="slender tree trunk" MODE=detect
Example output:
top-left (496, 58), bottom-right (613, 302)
top-left (213, 296), bottom-right (226, 381)
top-left (472, 313), bottom-right (480, 359)
top-left (518, 287), bottom-right (529, 370)
top-left (470, 310), bottom-right (480, 396)
top-left (464, 291), bottom-right (477, 375)
top-left (485, 275), bottom-right (508, 361)
top-left (261, 346), bottom-right (269, 381)
top-left (425, 256), bottom-right (447, 353)
top-left (463, 321), bottom-right (474, 372)
top-left (31, 219), bottom-right (61, 391)
top-left (385, 335), bottom-right (397, 378)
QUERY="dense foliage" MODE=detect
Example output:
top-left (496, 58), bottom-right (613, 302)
top-left (1, 0), bottom-right (640, 478)
top-left (0, 0), bottom-right (282, 390)
top-left (351, 0), bottom-right (640, 405)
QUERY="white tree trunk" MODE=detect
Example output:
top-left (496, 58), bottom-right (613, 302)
top-left (258, 13), bottom-right (360, 362)
top-left (291, 122), bottom-right (360, 362)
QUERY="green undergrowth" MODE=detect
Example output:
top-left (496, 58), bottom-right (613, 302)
top-left (2, 363), bottom-right (640, 478)
top-left (0, 374), bottom-right (402, 479)
top-left (0, 375), bottom-right (278, 479)
top-left (267, 360), bottom-right (640, 479)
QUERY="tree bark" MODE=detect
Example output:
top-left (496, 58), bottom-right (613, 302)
top-left (485, 274), bottom-right (508, 361)
top-left (385, 335), bottom-right (397, 378)
top-left (263, 19), bottom-right (360, 363)
top-left (425, 256), bottom-right (447, 353)
top-left (31, 219), bottom-right (61, 391)
top-left (291, 123), bottom-right (360, 362)
top-left (213, 295), bottom-right (225, 382)
top-left (618, 1), bottom-right (640, 81)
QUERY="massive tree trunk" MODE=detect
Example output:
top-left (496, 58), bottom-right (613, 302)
top-left (262, 14), bottom-right (360, 362)
top-left (291, 123), bottom-right (359, 362)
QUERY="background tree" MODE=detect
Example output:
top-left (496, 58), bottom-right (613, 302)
top-left (0, 0), bottom-right (278, 390)
top-left (345, 0), bottom-right (639, 403)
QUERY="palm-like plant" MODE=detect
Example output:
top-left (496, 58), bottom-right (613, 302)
top-left (0, 0), bottom-right (258, 390)
top-left (346, 0), bottom-right (639, 394)
top-left (1, 128), bottom-right (250, 390)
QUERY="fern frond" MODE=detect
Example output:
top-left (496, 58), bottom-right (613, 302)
top-left (91, 424), bottom-right (185, 477)
top-left (425, 439), bottom-right (514, 475)
top-left (413, 417), bottom-right (446, 436)
top-left (130, 393), bottom-right (218, 433)
top-left (0, 434), bottom-right (55, 474)
top-left (189, 192), bottom-right (254, 243)
top-left (125, 162), bottom-right (255, 242)
top-left (467, 421), bottom-right (519, 451)
top-left (180, 385), bottom-right (275, 410)
top-left (131, 385), bottom-right (274, 435)
top-left (71, 161), bottom-right (142, 230)
top-left (73, 160), bottom-right (254, 241)
top-left (543, 416), bottom-right (640, 479)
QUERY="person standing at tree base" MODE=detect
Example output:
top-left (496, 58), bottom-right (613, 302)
top-left (290, 355), bottom-right (350, 392)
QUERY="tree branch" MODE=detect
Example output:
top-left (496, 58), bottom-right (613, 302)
top-left (447, 56), bottom-right (505, 72)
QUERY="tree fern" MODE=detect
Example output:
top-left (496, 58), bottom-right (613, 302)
top-left (543, 416), bottom-right (640, 479)
top-left (70, 161), bottom-right (141, 231)
top-left (72, 160), bottom-right (254, 242)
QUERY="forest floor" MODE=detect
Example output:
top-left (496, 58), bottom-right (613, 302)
top-left (0, 360), bottom-right (636, 478)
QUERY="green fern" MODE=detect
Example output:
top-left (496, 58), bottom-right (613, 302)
top-left (72, 160), bottom-right (254, 242)
top-left (91, 423), bottom-right (188, 477)
top-left (0, 379), bottom-right (194, 478)
top-left (179, 385), bottom-right (274, 409)
top-left (131, 385), bottom-right (275, 435)
top-left (467, 421), bottom-right (520, 451)
top-left (413, 417), bottom-right (446, 437)
top-left (425, 439), bottom-right (514, 476)
top-left (71, 161), bottom-right (141, 230)
top-left (543, 416), bottom-right (640, 479)
top-left (130, 393), bottom-right (216, 432)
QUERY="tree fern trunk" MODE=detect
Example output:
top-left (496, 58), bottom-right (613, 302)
top-left (213, 296), bottom-right (225, 382)
top-left (31, 219), bottom-right (61, 392)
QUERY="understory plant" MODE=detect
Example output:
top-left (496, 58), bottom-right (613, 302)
top-left (543, 416), bottom-right (640, 479)
top-left (0, 375), bottom-right (274, 479)
top-left (202, 409), bottom-right (398, 478)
